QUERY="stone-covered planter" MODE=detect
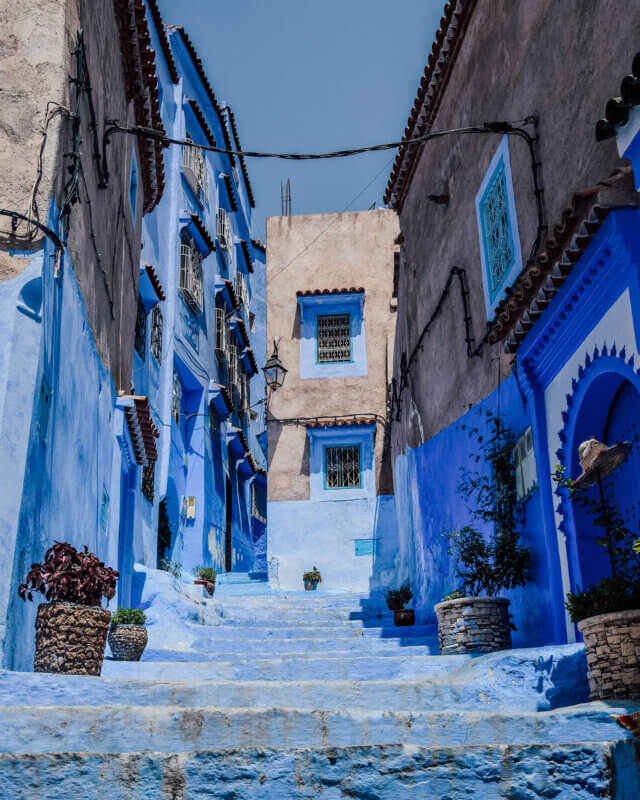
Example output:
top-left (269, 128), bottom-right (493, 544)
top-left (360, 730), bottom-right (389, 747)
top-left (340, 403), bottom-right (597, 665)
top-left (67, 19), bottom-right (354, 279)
top-left (34, 601), bottom-right (111, 675)
top-left (393, 609), bottom-right (415, 627)
top-left (434, 596), bottom-right (511, 655)
top-left (108, 624), bottom-right (148, 661)
top-left (304, 581), bottom-right (318, 591)
top-left (578, 609), bottom-right (640, 700)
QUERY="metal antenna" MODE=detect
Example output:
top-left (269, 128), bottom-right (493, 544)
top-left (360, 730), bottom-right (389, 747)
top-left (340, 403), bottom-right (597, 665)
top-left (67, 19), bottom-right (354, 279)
top-left (280, 178), bottom-right (292, 216)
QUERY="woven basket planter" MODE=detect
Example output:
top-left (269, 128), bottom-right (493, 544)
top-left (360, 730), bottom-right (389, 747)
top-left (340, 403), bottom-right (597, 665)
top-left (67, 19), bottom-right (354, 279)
top-left (578, 609), bottom-right (640, 700)
top-left (108, 624), bottom-right (148, 661)
top-left (34, 601), bottom-right (111, 675)
top-left (434, 596), bottom-right (511, 655)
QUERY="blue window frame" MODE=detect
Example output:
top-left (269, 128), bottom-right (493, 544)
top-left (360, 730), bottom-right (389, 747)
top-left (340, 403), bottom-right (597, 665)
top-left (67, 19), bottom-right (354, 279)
top-left (323, 444), bottom-right (361, 489)
top-left (475, 136), bottom-right (523, 321)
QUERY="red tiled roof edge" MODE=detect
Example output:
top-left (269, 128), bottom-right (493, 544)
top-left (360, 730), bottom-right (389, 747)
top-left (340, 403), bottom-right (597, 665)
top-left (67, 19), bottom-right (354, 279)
top-left (143, 262), bottom-right (166, 301)
top-left (306, 417), bottom-right (377, 429)
top-left (384, 0), bottom-right (476, 210)
top-left (189, 213), bottom-right (216, 252)
top-left (222, 173), bottom-right (238, 212)
top-left (296, 287), bottom-right (365, 297)
top-left (123, 395), bottom-right (159, 464)
top-left (251, 238), bottom-right (266, 254)
top-left (224, 278), bottom-right (240, 309)
top-left (490, 166), bottom-right (640, 352)
top-left (146, 0), bottom-right (178, 83)
top-left (113, 0), bottom-right (166, 213)
top-left (246, 348), bottom-right (259, 375)
top-left (186, 98), bottom-right (216, 147)
top-left (240, 239), bottom-right (253, 273)
top-left (226, 106), bottom-right (256, 208)
top-left (233, 316), bottom-right (251, 348)
top-left (169, 27), bottom-right (236, 165)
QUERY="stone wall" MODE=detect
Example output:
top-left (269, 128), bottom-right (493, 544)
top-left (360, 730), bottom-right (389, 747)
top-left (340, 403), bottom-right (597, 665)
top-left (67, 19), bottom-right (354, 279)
top-left (579, 608), bottom-right (640, 700)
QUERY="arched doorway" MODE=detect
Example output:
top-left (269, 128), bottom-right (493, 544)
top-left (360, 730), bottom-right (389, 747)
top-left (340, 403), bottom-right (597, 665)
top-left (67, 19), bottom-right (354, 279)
top-left (560, 355), bottom-right (640, 594)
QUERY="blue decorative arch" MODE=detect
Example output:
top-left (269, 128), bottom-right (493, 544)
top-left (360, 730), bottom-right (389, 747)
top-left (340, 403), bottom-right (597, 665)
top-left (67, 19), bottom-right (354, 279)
top-left (554, 344), bottom-right (640, 594)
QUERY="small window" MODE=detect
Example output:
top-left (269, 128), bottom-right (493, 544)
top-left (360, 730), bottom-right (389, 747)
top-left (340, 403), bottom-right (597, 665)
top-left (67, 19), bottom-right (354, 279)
top-left (129, 150), bottom-right (138, 219)
top-left (240, 372), bottom-right (250, 414)
top-left (217, 208), bottom-right (232, 251)
top-left (513, 426), bottom-right (538, 501)
top-left (150, 305), bottom-right (163, 362)
top-left (234, 272), bottom-right (249, 312)
top-left (480, 160), bottom-right (513, 301)
top-left (215, 307), bottom-right (228, 356)
top-left (142, 461), bottom-right (155, 503)
top-left (179, 240), bottom-right (203, 313)
top-left (227, 342), bottom-right (238, 389)
top-left (325, 445), bottom-right (360, 489)
top-left (317, 314), bottom-right (351, 363)
top-left (135, 298), bottom-right (147, 360)
top-left (182, 134), bottom-right (208, 205)
top-left (354, 538), bottom-right (377, 556)
top-left (252, 483), bottom-right (266, 523)
top-left (172, 370), bottom-right (182, 425)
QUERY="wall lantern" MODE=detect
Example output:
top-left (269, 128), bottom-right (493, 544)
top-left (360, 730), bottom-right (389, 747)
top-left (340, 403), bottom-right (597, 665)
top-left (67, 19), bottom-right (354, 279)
top-left (262, 339), bottom-right (287, 392)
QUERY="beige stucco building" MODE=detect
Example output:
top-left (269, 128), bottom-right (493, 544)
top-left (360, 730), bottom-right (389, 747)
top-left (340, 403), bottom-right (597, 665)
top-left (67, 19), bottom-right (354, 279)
top-left (266, 209), bottom-right (399, 593)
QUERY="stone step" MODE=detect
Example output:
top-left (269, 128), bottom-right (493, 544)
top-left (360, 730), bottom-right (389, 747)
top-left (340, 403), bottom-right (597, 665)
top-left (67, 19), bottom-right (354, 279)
top-left (1, 740), bottom-right (637, 799)
top-left (0, 703), bottom-right (636, 755)
top-left (181, 634), bottom-right (439, 656)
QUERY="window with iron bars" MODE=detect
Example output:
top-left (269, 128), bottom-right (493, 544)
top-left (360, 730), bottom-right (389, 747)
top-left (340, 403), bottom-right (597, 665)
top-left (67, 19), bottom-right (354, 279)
top-left (216, 208), bottom-right (232, 251)
top-left (317, 314), bottom-right (351, 363)
top-left (179, 240), bottom-right (203, 313)
top-left (227, 342), bottom-right (238, 389)
top-left (142, 460), bottom-right (155, 503)
top-left (252, 483), bottom-right (266, 523)
top-left (181, 135), bottom-right (208, 204)
top-left (240, 372), bottom-right (250, 415)
top-left (172, 370), bottom-right (182, 425)
top-left (215, 306), bottom-right (228, 357)
top-left (234, 272), bottom-right (249, 312)
top-left (324, 445), bottom-right (361, 489)
top-left (135, 298), bottom-right (146, 360)
top-left (150, 305), bottom-right (163, 362)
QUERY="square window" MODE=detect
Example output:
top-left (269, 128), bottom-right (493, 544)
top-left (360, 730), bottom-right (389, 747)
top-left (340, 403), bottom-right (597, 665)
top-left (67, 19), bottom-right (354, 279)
top-left (325, 445), bottom-right (361, 489)
top-left (513, 426), bottom-right (538, 501)
top-left (317, 314), bottom-right (351, 363)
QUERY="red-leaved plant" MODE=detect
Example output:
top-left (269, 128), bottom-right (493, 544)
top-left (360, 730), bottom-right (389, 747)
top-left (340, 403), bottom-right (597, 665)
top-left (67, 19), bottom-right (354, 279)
top-left (18, 542), bottom-right (119, 606)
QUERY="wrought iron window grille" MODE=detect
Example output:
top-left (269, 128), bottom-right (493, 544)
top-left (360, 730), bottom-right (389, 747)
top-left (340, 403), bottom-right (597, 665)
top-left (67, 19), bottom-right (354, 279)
top-left (181, 134), bottom-right (208, 204)
top-left (179, 240), bottom-right (203, 313)
top-left (480, 158), bottom-right (514, 300)
top-left (142, 460), bottom-right (155, 503)
top-left (317, 314), bottom-right (351, 363)
top-left (215, 306), bottom-right (228, 356)
top-left (172, 371), bottom-right (182, 425)
top-left (216, 208), bottom-right (232, 251)
top-left (150, 305), bottom-right (163, 363)
top-left (325, 445), bottom-right (361, 489)
top-left (135, 298), bottom-right (147, 360)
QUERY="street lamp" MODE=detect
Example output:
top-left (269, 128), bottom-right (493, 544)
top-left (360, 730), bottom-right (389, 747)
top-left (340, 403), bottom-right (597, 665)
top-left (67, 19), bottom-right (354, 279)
top-left (262, 339), bottom-right (287, 392)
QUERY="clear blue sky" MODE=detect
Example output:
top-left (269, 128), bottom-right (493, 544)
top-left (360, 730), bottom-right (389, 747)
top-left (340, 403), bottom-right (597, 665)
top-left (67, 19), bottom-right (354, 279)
top-left (157, 0), bottom-right (444, 239)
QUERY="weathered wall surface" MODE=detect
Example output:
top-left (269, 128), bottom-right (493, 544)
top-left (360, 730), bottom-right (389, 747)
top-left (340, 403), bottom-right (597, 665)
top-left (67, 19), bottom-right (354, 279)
top-left (266, 209), bottom-right (399, 502)
top-left (391, 0), bottom-right (640, 456)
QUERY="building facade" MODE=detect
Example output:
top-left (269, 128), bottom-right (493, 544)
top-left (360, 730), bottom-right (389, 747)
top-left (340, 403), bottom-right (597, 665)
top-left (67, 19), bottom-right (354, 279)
top-left (384, 0), bottom-right (640, 646)
top-left (266, 210), bottom-right (399, 594)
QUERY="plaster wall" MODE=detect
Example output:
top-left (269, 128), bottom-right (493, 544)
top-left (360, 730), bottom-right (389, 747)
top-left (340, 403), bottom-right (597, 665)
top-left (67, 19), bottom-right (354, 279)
top-left (391, 0), bottom-right (640, 457)
top-left (266, 210), bottom-right (399, 502)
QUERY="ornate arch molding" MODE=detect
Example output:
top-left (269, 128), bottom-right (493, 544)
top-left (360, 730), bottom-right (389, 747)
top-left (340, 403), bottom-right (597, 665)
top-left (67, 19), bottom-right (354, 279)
top-left (554, 345), bottom-right (640, 583)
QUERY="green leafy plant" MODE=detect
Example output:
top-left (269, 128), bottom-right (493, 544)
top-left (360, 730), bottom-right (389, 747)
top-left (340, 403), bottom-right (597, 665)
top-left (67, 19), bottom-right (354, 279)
top-left (303, 567), bottom-right (322, 584)
top-left (111, 607), bottom-right (146, 626)
top-left (385, 584), bottom-right (413, 611)
top-left (195, 567), bottom-right (216, 582)
top-left (444, 413), bottom-right (531, 598)
top-left (441, 589), bottom-right (465, 602)
top-left (159, 557), bottom-right (182, 578)
top-left (553, 465), bottom-right (640, 622)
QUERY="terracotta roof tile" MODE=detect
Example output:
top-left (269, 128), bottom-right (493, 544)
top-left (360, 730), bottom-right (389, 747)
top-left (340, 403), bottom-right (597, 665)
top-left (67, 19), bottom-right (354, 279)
top-left (296, 287), bottom-right (365, 297)
top-left (240, 239), bottom-right (253, 273)
top-left (489, 166), bottom-right (640, 352)
top-left (146, 0), bottom-right (178, 83)
top-left (142, 262), bottom-right (166, 301)
top-left (233, 316), bottom-right (250, 348)
top-left (189, 213), bottom-right (215, 253)
top-left (226, 106), bottom-right (256, 208)
top-left (384, 0), bottom-right (476, 210)
top-left (122, 395), bottom-right (159, 464)
top-left (306, 416), bottom-right (377, 429)
top-left (186, 98), bottom-right (216, 147)
top-left (222, 173), bottom-right (238, 212)
top-left (251, 238), bottom-right (266, 254)
top-left (596, 51), bottom-right (640, 141)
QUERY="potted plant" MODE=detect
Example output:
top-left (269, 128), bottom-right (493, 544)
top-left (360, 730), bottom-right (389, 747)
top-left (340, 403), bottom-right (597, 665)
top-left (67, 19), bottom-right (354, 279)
top-left (108, 607), bottom-right (148, 661)
top-left (303, 567), bottom-right (321, 591)
top-left (17, 541), bottom-right (118, 675)
top-left (194, 566), bottom-right (216, 596)
top-left (385, 584), bottom-right (414, 626)
top-left (554, 442), bottom-right (640, 700)
top-left (436, 414), bottom-right (531, 655)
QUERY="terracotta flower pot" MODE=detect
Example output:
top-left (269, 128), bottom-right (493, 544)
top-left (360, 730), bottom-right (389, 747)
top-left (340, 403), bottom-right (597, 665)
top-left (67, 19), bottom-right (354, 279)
top-left (108, 624), bottom-right (148, 661)
top-left (194, 579), bottom-right (215, 596)
top-left (578, 609), bottom-right (640, 700)
top-left (393, 608), bottom-right (415, 627)
top-left (434, 596), bottom-right (511, 655)
top-left (304, 581), bottom-right (318, 591)
top-left (34, 601), bottom-right (111, 676)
